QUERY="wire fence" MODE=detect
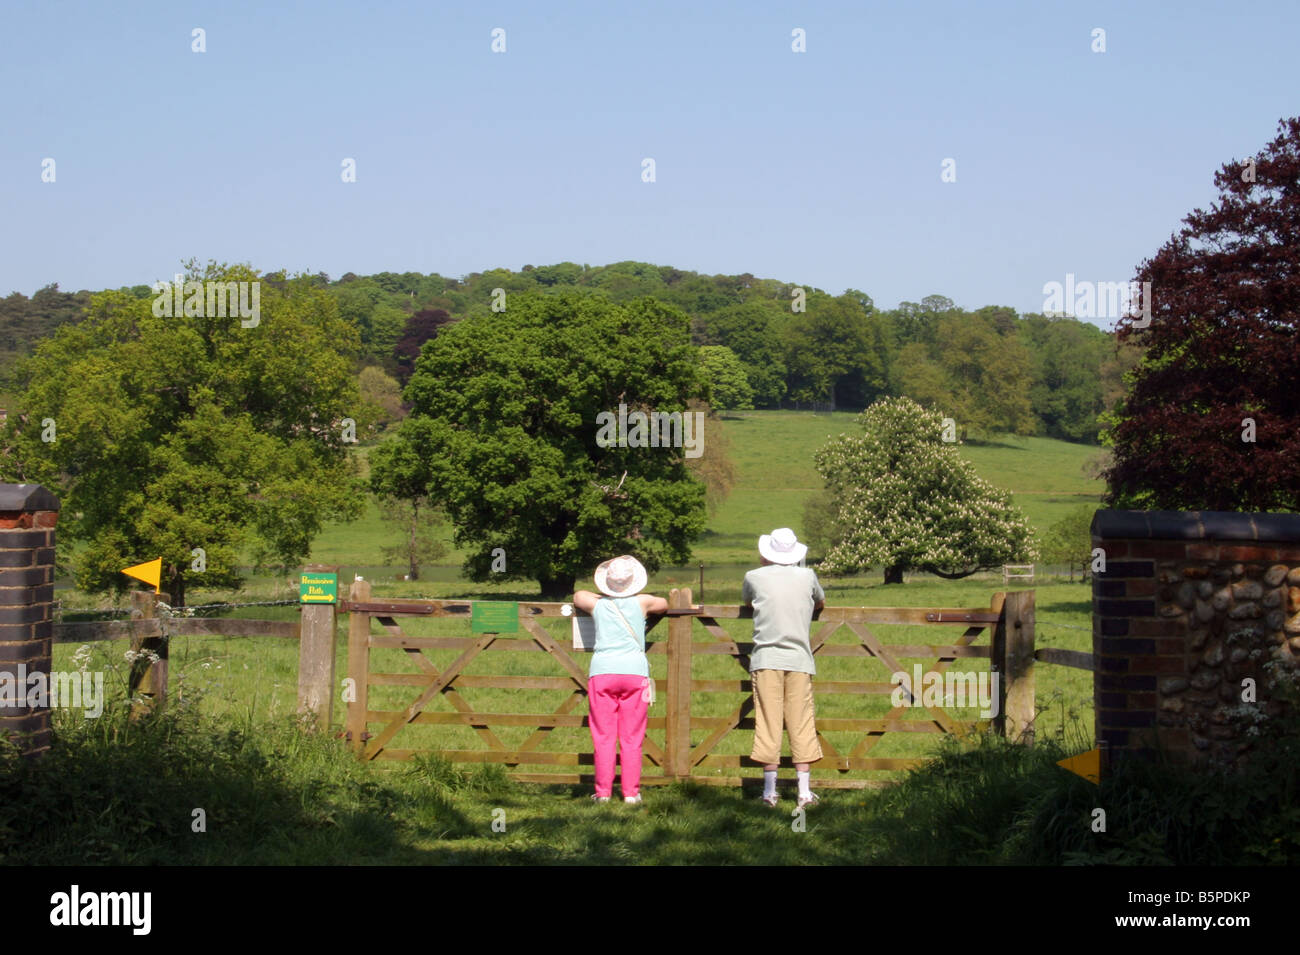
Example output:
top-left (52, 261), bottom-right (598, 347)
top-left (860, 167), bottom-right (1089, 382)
top-left (52, 562), bottom-right (1097, 622)
top-left (55, 598), bottom-right (301, 622)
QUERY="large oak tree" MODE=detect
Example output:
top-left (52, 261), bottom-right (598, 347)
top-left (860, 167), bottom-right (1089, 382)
top-left (0, 263), bottom-right (364, 604)
top-left (373, 290), bottom-right (709, 597)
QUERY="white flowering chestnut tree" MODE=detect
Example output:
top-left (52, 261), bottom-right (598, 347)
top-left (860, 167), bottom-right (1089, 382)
top-left (812, 397), bottom-right (1036, 584)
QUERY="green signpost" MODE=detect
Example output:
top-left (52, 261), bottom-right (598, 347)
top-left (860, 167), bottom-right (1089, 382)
top-left (471, 601), bottom-right (519, 633)
top-left (300, 571), bottom-right (338, 604)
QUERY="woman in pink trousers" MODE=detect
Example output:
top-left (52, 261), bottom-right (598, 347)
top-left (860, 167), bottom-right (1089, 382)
top-left (573, 555), bottom-right (667, 805)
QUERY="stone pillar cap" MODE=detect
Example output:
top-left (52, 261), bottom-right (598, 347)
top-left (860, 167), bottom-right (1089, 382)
top-left (1092, 509), bottom-right (1300, 542)
top-left (0, 484), bottom-right (59, 512)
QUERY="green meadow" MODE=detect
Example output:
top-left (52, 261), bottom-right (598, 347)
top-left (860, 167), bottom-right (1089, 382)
top-left (20, 410), bottom-right (1138, 865)
top-left (698, 410), bottom-right (1102, 565)
top-left (51, 573), bottom-right (1094, 787)
top-left (51, 411), bottom-right (1099, 783)
top-left (293, 409), bottom-right (1103, 578)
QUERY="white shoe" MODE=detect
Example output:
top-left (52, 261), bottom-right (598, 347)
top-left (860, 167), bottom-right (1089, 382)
top-left (797, 792), bottom-right (820, 809)
top-left (761, 793), bottom-right (779, 808)
top-left (591, 794), bottom-right (610, 803)
top-left (624, 794), bottom-right (642, 805)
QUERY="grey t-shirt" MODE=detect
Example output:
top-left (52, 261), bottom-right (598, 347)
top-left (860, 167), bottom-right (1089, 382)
top-left (742, 565), bottom-right (825, 674)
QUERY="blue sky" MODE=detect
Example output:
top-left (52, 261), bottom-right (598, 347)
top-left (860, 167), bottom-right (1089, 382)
top-left (2, 0), bottom-right (1294, 326)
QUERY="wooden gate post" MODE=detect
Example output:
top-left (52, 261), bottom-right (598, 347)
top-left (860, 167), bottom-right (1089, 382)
top-left (346, 578), bottom-right (371, 755)
top-left (992, 590), bottom-right (1035, 744)
top-left (664, 587), bottom-right (693, 778)
top-left (297, 563), bottom-right (338, 728)
top-left (128, 589), bottom-right (167, 719)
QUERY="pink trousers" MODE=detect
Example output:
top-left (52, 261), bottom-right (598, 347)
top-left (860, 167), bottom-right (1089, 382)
top-left (587, 673), bottom-right (649, 798)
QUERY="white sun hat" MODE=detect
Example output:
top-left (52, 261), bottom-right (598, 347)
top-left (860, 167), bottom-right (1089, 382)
top-left (594, 555), bottom-right (649, 597)
top-left (758, 527), bottom-right (807, 565)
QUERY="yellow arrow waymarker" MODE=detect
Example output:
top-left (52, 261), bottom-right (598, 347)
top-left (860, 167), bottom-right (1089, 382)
top-left (1057, 748), bottom-right (1102, 784)
top-left (121, 558), bottom-right (162, 594)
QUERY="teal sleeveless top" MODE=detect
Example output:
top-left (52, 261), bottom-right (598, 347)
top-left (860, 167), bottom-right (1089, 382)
top-left (589, 596), bottom-right (649, 677)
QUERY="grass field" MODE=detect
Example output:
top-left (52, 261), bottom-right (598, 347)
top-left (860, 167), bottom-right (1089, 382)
top-left (52, 410), bottom-right (1102, 763)
top-left (286, 409), bottom-right (1104, 574)
top-left (54, 409), bottom-right (1103, 603)
top-left (29, 411), bottom-right (1119, 865)
top-left (701, 411), bottom-right (1102, 565)
top-left (52, 575), bottom-right (1095, 784)
top-left (7, 712), bottom-right (1114, 865)
top-left (14, 686), bottom-right (1294, 865)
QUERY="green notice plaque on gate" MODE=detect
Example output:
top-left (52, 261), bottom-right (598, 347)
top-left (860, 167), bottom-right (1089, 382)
top-left (300, 572), bottom-right (338, 604)
top-left (471, 601), bottom-right (519, 633)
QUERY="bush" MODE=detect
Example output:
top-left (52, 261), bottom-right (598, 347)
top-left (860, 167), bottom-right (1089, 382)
top-left (859, 710), bottom-right (1300, 865)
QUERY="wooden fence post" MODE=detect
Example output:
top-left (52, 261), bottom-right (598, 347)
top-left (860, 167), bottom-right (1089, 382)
top-left (992, 590), bottom-right (1035, 744)
top-left (128, 589), bottom-right (166, 719)
top-left (297, 563), bottom-right (338, 728)
top-left (346, 577), bottom-right (371, 755)
top-left (664, 587), bottom-right (693, 779)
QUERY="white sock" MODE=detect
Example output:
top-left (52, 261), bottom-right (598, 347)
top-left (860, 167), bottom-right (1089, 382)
top-left (763, 770), bottom-right (777, 799)
top-left (797, 770), bottom-right (812, 798)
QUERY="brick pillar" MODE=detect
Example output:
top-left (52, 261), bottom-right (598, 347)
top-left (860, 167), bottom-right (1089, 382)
top-left (1090, 529), bottom-right (1162, 759)
top-left (1092, 510), bottom-right (1300, 769)
top-left (0, 484), bottom-right (59, 757)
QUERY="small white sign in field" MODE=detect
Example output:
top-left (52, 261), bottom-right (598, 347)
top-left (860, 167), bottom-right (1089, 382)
top-left (572, 614), bottom-right (596, 651)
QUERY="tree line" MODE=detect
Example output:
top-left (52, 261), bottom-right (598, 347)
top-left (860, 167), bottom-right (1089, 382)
top-left (0, 265), bottom-right (1125, 446)
top-left (331, 266), bottom-right (1125, 444)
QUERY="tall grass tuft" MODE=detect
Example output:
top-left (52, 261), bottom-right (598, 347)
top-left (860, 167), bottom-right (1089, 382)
top-left (856, 715), bottom-right (1300, 865)
top-left (0, 692), bottom-right (474, 864)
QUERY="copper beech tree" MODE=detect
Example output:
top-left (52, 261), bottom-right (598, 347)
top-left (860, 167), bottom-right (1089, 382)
top-left (1104, 117), bottom-right (1300, 511)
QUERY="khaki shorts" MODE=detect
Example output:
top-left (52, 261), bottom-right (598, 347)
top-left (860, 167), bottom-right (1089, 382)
top-left (750, 669), bottom-right (822, 765)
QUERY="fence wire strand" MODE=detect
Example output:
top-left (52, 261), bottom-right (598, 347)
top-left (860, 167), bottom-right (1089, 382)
top-left (56, 598), bottom-right (301, 621)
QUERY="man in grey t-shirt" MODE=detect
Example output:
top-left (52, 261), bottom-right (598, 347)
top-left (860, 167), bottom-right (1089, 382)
top-left (742, 528), bottom-right (825, 808)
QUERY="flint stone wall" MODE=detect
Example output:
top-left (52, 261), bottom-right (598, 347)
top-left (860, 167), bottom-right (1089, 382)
top-left (1091, 510), bottom-right (1300, 767)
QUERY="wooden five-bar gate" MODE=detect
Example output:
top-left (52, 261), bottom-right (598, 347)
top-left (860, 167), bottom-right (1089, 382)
top-left (341, 581), bottom-right (1035, 789)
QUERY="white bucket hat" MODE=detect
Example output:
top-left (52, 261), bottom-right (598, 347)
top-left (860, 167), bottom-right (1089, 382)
top-left (594, 555), bottom-right (648, 597)
top-left (758, 527), bottom-right (807, 565)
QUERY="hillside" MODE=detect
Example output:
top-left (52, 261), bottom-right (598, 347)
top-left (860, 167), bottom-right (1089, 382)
top-left (694, 410), bottom-right (1101, 566)
top-left (307, 410), bottom-right (1103, 572)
